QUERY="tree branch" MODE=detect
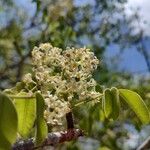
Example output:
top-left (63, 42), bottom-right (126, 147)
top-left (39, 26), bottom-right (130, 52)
top-left (12, 129), bottom-right (83, 150)
top-left (66, 112), bottom-right (74, 129)
top-left (137, 136), bottom-right (150, 150)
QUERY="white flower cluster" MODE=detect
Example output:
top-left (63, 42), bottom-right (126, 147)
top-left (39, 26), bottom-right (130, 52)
top-left (31, 43), bottom-right (100, 125)
top-left (44, 93), bottom-right (70, 125)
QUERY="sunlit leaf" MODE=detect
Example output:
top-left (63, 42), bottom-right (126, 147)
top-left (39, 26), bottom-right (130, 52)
top-left (14, 92), bottom-right (36, 137)
top-left (0, 92), bottom-right (18, 149)
top-left (35, 92), bottom-right (48, 145)
top-left (119, 89), bottom-right (150, 124)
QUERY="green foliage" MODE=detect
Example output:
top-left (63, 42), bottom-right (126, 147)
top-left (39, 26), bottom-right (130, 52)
top-left (13, 92), bottom-right (36, 138)
top-left (0, 44), bottom-right (149, 149)
top-left (102, 88), bottom-right (150, 124)
top-left (0, 41), bottom-right (149, 149)
top-left (119, 89), bottom-right (150, 124)
top-left (0, 92), bottom-right (18, 149)
top-left (35, 92), bottom-right (48, 146)
top-left (102, 87), bottom-right (120, 120)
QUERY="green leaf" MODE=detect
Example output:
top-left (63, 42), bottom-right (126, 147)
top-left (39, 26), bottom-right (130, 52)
top-left (35, 92), bottom-right (48, 146)
top-left (119, 89), bottom-right (150, 124)
top-left (0, 92), bottom-right (18, 149)
top-left (99, 109), bottom-right (105, 122)
top-left (14, 92), bottom-right (36, 138)
top-left (103, 89), bottom-right (112, 118)
top-left (102, 88), bottom-right (120, 120)
top-left (110, 87), bottom-right (120, 120)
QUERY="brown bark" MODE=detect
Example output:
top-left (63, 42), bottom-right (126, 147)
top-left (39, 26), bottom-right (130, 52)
top-left (12, 129), bottom-right (83, 150)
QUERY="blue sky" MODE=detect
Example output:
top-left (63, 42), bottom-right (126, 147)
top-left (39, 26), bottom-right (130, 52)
top-left (11, 0), bottom-right (150, 75)
top-left (105, 44), bottom-right (149, 74)
top-left (104, 0), bottom-right (150, 75)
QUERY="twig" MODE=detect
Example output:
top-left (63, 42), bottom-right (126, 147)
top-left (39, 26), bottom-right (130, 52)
top-left (66, 112), bottom-right (74, 129)
top-left (137, 136), bottom-right (150, 150)
top-left (12, 129), bottom-right (83, 150)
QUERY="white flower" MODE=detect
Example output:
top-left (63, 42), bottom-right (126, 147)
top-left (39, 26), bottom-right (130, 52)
top-left (31, 43), bottom-right (100, 125)
top-left (22, 73), bottom-right (33, 84)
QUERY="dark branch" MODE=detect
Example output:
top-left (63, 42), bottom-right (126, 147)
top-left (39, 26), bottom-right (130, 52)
top-left (12, 129), bottom-right (83, 150)
top-left (66, 112), bottom-right (74, 129)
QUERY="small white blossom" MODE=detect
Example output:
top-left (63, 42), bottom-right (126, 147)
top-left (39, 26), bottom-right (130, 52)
top-left (22, 73), bottom-right (33, 84)
top-left (30, 43), bottom-right (100, 125)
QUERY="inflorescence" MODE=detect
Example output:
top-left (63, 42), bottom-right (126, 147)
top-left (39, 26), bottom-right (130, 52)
top-left (23, 43), bottom-right (100, 125)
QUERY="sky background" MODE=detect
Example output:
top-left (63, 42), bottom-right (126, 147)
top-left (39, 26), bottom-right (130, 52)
top-left (105, 0), bottom-right (150, 75)
top-left (11, 0), bottom-right (150, 75)
top-left (125, 0), bottom-right (150, 36)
